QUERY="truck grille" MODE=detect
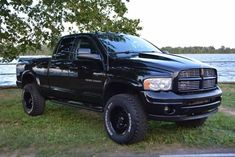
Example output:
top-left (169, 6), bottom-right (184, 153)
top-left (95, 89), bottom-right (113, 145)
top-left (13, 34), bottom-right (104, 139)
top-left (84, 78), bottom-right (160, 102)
top-left (178, 68), bottom-right (217, 92)
top-left (203, 79), bottom-right (216, 89)
top-left (179, 69), bottom-right (200, 78)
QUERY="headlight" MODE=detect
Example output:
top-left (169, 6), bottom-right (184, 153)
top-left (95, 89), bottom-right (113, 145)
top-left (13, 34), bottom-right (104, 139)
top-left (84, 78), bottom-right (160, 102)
top-left (143, 78), bottom-right (172, 91)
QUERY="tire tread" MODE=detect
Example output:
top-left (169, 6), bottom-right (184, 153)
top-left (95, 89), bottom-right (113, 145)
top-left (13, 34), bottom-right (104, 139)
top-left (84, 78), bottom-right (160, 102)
top-left (23, 83), bottom-right (45, 116)
top-left (105, 93), bottom-right (147, 144)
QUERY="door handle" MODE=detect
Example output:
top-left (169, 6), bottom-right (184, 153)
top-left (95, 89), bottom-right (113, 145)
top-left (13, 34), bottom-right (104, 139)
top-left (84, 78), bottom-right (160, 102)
top-left (69, 67), bottom-right (78, 71)
top-left (81, 66), bottom-right (88, 70)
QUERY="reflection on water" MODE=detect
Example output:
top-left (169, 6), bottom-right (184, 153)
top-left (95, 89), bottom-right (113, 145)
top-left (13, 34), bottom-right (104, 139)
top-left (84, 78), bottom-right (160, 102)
top-left (0, 54), bottom-right (235, 87)
top-left (0, 64), bottom-right (16, 87)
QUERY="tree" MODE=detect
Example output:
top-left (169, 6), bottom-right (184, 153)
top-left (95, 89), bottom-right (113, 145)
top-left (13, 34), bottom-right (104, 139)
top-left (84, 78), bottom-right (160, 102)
top-left (0, 0), bottom-right (142, 61)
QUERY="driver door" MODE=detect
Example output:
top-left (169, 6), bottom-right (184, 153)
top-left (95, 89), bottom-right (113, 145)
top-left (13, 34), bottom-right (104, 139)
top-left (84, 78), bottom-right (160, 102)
top-left (67, 36), bottom-right (106, 105)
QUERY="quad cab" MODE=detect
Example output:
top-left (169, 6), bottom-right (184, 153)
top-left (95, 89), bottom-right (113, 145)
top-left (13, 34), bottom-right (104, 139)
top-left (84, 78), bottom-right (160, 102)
top-left (16, 32), bottom-right (222, 144)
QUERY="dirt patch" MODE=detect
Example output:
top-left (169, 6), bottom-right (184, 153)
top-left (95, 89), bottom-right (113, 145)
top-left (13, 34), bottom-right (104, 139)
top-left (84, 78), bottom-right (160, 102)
top-left (219, 106), bottom-right (235, 116)
top-left (0, 93), bottom-right (7, 98)
top-left (97, 146), bottom-right (235, 157)
top-left (0, 147), bottom-right (36, 157)
top-left (1, 146), bottom-right (234, 157)
top-left (0, 86), bottom-right (17, 90)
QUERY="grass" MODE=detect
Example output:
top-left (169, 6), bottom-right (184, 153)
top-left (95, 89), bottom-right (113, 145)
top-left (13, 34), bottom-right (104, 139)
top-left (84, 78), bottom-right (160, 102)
top-left (219, 83), bottom-right (235, 108)
top-left (0, 84), bottom-right (235, 156)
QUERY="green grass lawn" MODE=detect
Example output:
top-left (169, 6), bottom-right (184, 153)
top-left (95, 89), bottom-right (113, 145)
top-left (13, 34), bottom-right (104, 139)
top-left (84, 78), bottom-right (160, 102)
top-left (219, 84), bottom-right (235, 108)
top-left (0, 84), bottom-right (235, 157)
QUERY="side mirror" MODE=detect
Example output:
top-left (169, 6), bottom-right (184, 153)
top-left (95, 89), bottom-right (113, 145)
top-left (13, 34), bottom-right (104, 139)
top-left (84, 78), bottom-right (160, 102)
top-left (162, 50), bottom-right (170, 54)
top-left (78, 48), bottom-right (91, 54)
top-left (76, 48), bottom-right (101, 60)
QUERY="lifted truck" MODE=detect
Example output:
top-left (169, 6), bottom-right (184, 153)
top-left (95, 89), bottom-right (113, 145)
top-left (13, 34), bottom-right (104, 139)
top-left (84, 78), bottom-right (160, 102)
top-left (16, 32), bottom-right (222, 144)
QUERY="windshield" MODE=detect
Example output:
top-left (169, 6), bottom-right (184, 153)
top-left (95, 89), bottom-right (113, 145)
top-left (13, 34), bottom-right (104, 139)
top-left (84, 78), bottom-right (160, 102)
top-left (98, 33), bottom-right (162, 55)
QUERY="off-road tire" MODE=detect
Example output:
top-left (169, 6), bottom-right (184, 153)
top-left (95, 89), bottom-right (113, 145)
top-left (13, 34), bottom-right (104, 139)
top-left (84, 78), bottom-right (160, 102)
top-left (22, 83), bottom-right (45, 116)
top-left (104, 94), bottom-right (147, 144)
top-left (176, 118), bottom-right (207, 128)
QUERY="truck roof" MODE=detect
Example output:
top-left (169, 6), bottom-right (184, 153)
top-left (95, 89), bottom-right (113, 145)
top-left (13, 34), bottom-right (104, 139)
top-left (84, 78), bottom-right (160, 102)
top-left (61, 32), bottom-right (126, 38)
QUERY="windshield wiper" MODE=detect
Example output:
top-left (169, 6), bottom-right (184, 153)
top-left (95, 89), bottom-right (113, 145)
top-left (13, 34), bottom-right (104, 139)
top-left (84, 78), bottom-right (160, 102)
top-left (140, 51), bottom-right (159, 53)
top-left (118, 51), bottom-right (158, 54)
top-left (109, 50), bottom-right (159, 55)
top-left (115, 51), bottom-right (139, 54)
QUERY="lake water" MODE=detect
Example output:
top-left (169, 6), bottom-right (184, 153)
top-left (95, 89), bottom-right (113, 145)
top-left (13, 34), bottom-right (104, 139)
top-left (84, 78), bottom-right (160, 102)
top-left (0, 54), bottom-right (235, 87)
top-left (0, 64), bottom-right (16, 87)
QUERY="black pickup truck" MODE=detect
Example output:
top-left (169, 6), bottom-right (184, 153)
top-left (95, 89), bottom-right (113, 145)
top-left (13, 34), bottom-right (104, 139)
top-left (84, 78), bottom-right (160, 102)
top-left (16, 32), bottom-right (222, 144)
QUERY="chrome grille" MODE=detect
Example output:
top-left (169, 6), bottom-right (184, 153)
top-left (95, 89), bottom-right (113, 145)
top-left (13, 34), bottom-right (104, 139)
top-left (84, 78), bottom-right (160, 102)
top-left (179, 69), bottom-right (200, 78)
top-left (203, 79), bottom-right (216, 89)
top-left (178, 68), bottom-right (217, 92)
top-left (203, 69), bottom-right (216, 77)
top-left (178, 81), bottom-right (200, 91)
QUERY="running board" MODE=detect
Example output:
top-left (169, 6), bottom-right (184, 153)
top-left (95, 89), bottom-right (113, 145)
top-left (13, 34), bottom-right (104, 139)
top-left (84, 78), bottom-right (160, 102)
top-left (50, 100), bottom-right (103, 112)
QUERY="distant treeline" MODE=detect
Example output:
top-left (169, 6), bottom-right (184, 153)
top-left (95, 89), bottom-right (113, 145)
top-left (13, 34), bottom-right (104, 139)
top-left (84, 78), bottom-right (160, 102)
top-left (161, 46), bottom-right (235, 54)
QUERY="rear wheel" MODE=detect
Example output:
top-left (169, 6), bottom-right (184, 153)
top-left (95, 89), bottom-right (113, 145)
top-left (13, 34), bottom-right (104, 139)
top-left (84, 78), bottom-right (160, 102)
top-left (22, 83), bottom-right (45, 116)
top-left (104, 94), bottom-right (147, 144)
top-left (176, 118), bottom-right (207, 128)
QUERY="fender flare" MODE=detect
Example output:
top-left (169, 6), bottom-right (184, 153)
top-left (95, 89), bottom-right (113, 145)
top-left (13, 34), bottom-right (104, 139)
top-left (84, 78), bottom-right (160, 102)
top-left (21, 70), bottom-right (36, 86)
top-left (102, 77), bottom-right (143, 99)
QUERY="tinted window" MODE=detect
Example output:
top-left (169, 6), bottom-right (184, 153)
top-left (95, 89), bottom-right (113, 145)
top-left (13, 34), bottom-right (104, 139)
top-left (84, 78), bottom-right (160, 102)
top-left (98, 34), bottom-right (162, 54)
top-left (77, 37), bottom-right (98, 54)
top-left (56, 37), bottom-right (75, 60)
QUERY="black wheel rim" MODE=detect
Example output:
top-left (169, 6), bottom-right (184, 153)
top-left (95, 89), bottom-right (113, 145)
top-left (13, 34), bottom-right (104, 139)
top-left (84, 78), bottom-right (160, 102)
top-left (110, 106), bottom-right (129, 135)
top-left (23, 91), bottom-right (33, 112)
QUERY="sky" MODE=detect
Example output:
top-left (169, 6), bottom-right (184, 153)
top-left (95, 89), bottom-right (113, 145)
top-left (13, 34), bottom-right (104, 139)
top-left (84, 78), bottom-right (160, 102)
top-left (126, 0), bottom-right (235, 48)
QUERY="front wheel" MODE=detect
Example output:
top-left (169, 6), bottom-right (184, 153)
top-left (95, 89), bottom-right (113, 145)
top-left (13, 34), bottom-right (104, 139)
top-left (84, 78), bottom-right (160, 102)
top-left (22, 83), bottom-right (45, 116)
top-left (104, 94), bottom-right (147, 144)
top-left (176, 118), bottom-right (207, 128)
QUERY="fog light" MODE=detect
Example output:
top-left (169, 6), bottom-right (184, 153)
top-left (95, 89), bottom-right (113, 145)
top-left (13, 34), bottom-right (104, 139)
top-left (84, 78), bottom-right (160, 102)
top-left (164, 106), bottom-right (175, 115)
top-left (164, 106), bottom-right (169, 112)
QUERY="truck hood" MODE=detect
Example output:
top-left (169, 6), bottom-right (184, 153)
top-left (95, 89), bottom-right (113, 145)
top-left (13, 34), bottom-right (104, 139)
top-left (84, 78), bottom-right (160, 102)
top-left (111, 53), bottom-right (212, 73)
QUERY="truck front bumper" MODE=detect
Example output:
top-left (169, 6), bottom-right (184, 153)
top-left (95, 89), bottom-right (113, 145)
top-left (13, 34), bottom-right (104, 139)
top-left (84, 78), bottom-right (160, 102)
top-left (140, 87), bottom-right (222, 121)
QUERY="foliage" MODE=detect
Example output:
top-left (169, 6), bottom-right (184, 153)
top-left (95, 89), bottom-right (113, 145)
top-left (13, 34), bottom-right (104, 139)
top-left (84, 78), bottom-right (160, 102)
top-left (0, 0), bottom-right (142, 61)
top-left (162, 46), bottom-right (235, 54)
